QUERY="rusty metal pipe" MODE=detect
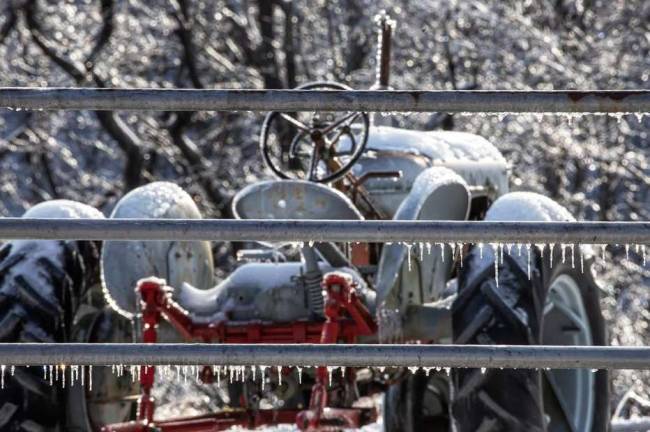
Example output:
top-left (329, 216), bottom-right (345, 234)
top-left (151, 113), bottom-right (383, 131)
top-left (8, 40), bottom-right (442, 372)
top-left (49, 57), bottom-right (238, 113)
top-left (0, 218), bottom-right (648, 244)
top-left (0, 343), bottom-right (649, 369)
top-left (1, 87), bottom-right (649, 112)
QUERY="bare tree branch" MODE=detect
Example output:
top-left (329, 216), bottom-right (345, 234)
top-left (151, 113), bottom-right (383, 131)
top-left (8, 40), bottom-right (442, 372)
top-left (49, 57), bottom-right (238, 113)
top-left (0, 6), bottom-right (17, 45)
top-left (85, 0), bottom-right (114, 71)
top-left (22, 0), bottom-right (145, 191)
top-left (277, 0), bottom-right (297, 89)
top-left (171, 0), bottom-right (204, 89)
top-left (256, 0), bottom-right (283, 89)
top-left (168, 0), bottom-right (227, 215)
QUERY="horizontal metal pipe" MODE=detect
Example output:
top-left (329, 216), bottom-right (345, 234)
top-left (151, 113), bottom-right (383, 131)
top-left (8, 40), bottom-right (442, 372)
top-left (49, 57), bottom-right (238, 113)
top-left (0, 343), bottom-right (648, 369)
top-left (1, 87), bottom-right (649, 113)
top-left (0, 218), bottom-right (648, 244)
top-left (611, 418), bottom-right (650, 432)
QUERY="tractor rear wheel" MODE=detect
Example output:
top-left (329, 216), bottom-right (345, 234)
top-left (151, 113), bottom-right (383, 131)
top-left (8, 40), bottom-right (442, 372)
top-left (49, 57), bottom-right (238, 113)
top-left (451, 244), bottom-right (609, 432)
top-left (0, 237), bottom-right (101, 431)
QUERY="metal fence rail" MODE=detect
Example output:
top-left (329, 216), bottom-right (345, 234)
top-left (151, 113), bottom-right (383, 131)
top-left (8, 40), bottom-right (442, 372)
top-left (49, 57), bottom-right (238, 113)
top-left (1, 218), bottom-right (648, 244)
top-left (0, 343), bottom-right (649, 369)
top-left (612, 418), bottom-right (650, 432)
top-left (1, 87), bottom-right (649, 113)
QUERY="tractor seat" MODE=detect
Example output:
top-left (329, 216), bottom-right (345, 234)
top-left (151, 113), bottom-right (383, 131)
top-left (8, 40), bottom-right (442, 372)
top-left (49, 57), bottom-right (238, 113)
top-left (232, 180), bottom-right (363, 220)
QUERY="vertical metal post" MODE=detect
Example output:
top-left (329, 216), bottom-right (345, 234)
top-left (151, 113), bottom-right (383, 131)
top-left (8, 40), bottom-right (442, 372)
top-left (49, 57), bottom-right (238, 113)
top-left (374, 11), bottom-right (394, 89)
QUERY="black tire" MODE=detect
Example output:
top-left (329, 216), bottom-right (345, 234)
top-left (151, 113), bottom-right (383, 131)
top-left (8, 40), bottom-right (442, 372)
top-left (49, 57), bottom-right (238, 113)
top-left (451, 245), bottom-right (609, 432)
top-left (0, 238), bottom-right (100, 431)
top-left (383, 370), bottom-right (450, 431)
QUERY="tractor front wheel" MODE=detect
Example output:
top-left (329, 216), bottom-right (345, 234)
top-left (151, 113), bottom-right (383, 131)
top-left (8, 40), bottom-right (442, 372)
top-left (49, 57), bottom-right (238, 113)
top-left (451, 243), bottom-right (609, 432)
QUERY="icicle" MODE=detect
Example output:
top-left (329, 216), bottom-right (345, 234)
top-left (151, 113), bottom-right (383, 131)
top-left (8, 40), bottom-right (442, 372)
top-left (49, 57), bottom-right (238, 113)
top-left (61, 365), bottom-right (66, 388)
top-left (408, 366), bottom-right (419, 375)
top-left (491, 243), bottom-right (499, 288)
top-left (439, 243), bottom-right (445, 262)
top-left (277, 366), bottom-right (282, 386)
top-left (444, 367), bottom-right (450, 376)
top-left (643, 245), bottom-right (647, 266)
top-left (419, 242), bottom-right (424, 262)
top-left (481, 367), bottom-right (486, 374)
top-left (459, 242), bottom-right (464, 267)
top-left (625, 244), bottom-right (630, 261)
top-left (526, 244), bottom-right (532, 279)
top-left (451, 243), bottom-right (457, 262)
top-left (297, 366), bottom-right (303, 384)
top-left (601, 244), bottom-right (607, 261)
top-left (426, 242), bottom-right (432, 255)
top-left (549, 243), bottom-right (555, 268)
top-left (260, 366), bottom-right (268, 390)
top-left (580, 247), bottom-right (584, 273)
top-left (406, 243), bottom-right (413, 271)
top-left (43, 365), bottom-right (48, 381)
top-left (49, 365), bottom-right (54, 386)
top-left (1, 365), bottom-right (4, 389)
top-left (327, 366), bottom-right (335, 386)
top-left (88, 366), bottom-right (93, 391)
top-left (10, 366), bottom-right (14, 377)
top-left (478, 243), bottom-right (484, 259)
top-left (129, 365), bottom-right (137, 383)
top-left (570, 244), bottom-right (575, 269)
top-left (499, 242), bottom-right (504, 265)
top-left (81, 366), bottom-right (85, 387)
top-left (561, 244), bottom-right (566, 263)
top-left (55, 365), bottom-right (59, 382)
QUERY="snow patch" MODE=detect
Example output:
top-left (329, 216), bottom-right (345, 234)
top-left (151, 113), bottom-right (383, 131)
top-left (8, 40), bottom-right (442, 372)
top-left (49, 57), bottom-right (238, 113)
top-left (110, 181), bottom-right (202, 220)
top-left (23, 199), bottom-right (104, 219)
top-left (485, 191), bottom-right (576, 222)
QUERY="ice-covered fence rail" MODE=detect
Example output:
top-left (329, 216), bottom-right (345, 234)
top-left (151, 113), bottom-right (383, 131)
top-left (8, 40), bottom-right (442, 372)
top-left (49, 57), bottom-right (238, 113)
top-left (1, 218), bottom-right (649, 245)
top-left (1, 87), bottom-right (650, 113)
top-left (1, 343), bottom-right (650, 369)
top-left (611, 418), bottom-right (650, 432)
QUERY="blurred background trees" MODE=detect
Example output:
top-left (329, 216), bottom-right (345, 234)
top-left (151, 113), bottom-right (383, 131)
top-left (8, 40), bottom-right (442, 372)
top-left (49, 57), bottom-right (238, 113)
top-left (0, 0), bottom-right (649, 415)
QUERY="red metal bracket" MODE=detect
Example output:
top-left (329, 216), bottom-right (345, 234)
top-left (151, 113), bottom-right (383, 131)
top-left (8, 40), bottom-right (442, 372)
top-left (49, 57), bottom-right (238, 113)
top-left (103, 272), bottom-right (378, 432)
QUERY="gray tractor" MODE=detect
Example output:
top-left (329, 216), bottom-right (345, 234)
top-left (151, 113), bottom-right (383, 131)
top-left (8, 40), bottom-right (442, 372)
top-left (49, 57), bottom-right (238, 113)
top-left (0, 14), bottom-right (608, 432)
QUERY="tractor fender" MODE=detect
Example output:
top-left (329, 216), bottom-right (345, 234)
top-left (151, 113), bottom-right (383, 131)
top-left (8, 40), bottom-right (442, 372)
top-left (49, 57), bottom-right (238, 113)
top-left (375, 167), bottom-right (470, 312)
top-left (101, 182), bottom-right (214, 319)
top-left (23, 199), bottom-right (105, 219)
top-left (462, 191), bottom-right (592, 285)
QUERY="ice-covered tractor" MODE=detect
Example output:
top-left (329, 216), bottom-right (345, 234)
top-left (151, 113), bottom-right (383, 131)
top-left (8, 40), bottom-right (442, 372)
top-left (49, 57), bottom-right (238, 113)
top-left (0, 13), bottom-right (608, 432)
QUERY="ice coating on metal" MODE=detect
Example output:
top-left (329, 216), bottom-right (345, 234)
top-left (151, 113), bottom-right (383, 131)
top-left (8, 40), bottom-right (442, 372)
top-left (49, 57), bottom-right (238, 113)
top-left (365, 126), bottom-right (509, 196)
top-left (100, 181), bottom-right (214, 319)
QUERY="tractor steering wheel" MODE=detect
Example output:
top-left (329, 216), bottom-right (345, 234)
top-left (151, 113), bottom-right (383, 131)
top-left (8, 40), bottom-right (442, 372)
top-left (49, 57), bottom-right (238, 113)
top-left (260, 82), bottom-right (370, 183)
